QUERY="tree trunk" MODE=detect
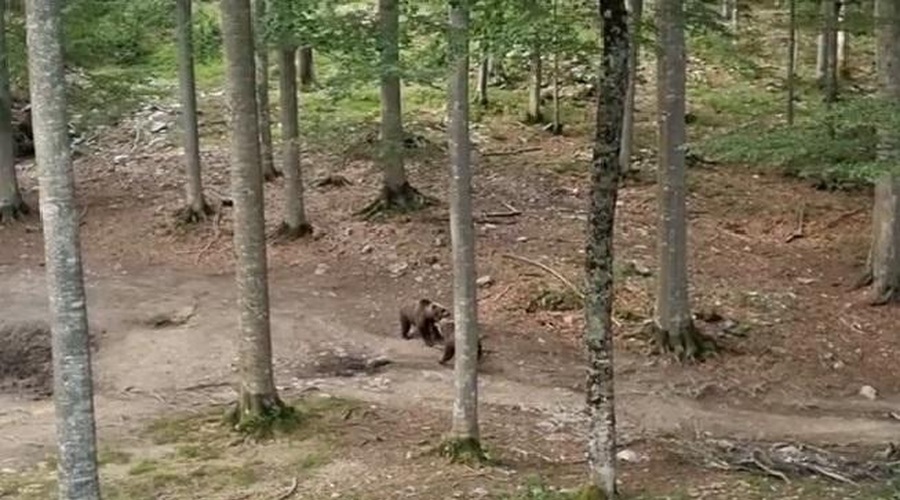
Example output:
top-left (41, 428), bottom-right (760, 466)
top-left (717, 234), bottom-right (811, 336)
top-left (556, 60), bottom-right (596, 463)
top-left (869, 0), bottom-right (900, 304)
top-left (447, 0), bottom-right (481, 451)
top-left (220, 0), bottom-right (284, 426)
top-left (176, 0), bottom-right (212, 222)
top-left (297, 46), bottom-right (316, 91)
top-left (24, 0), bottom-right (101, 498)
top-left (357, 0), bottom-right (430, 218)
top-left (550, 0), bottom-right (562, 135)
top-left (252, 0), bottom-right (278, 181)
top-left (585, 0), bottom-right (628, 496)
top-left (277, 46), bottom-right (311, 238)
top-left (819, 0), bottom-right (839, 100)
top-left (837, 0), bottom-right (849, 78)
top-left (655, 0), bottom-right (702, 359)
top-left (620, 0), bottom-right (643, 172)
top-left (477, 47), bottom-right (489, 107)
top-left (0, 0), bottom-right (25, 222)
top-left (787, 0), bottom-right (796, 125)
top-left (527, 46), bottom-right (543, 123)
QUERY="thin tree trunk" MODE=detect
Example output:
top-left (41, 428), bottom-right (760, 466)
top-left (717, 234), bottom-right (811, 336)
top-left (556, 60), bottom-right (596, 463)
top-left (477, 46), bottom-right (489, 107)
top-left (655, 0), bottom-right (702, 359)
top-left (787, 0), bottom-right (796, 125)
top-left (0, 0), bottom-right (25, 222)
top-left (253, 0), bottom-right (278, 181)
top-left (277, 46), bottom-right (311, 238)
top-left (869, 0), bottom-right (900, 304)
top-left (527, 47), bottom-right (543, 123)
top-left (837, 0), bottom-right (849, 78)
top-left (620, 0), bottom-right (644, 172)
top-left (220, 0), bottom-right (284, 424)
top-left (550, 0), bottom-right (562, 135)
top-left (820, 0), bottom-right (839, 100)
top-left (176, 0), bottom-right (211, 222)
top-left (584, 0), bottom-right (628, 495)
top-left (24, 0), bottom-right (101, 498)
top-left (448, 0), bottom-right (480, 447)
top-left (297, 46), bottom-right (316, 91)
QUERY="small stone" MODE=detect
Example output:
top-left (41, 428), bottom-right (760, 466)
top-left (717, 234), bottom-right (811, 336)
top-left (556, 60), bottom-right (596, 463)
top-left (516, 236), bottom-right (529, 243)
top-left (472, 486), bottom-right (489, 497)
top-left (832, 360), bottom-right (845, 370)
top-left (315, 263), bottom-right (329, 276)
top-left (388, 262), bottom-right (409, 276)
top-left (859, 385), bottom-right (878, 400)
top-left (616, 449), bottom-right (641, 463)
top-left (433, 236), bottom-right (447, 247)
top-left (432, 263), bottom-right (443, 271)
top-left (361, 244), bottom-right (374, 254)
top-left (113, 154), bottom-right (129, 164)
top-left (476, 275), bottom-right (494, 288)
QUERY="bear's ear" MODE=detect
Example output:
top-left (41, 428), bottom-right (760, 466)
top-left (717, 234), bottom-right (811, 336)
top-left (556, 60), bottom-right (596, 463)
top-left (418, 298), bottom-right (432, 307)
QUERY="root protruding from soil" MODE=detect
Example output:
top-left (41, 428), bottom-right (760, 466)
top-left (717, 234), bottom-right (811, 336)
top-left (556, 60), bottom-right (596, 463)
top-left (356, 182), bottom-right (436, 220)
top-left (226, 391), bottom-right (300, 439)
top-left (0, 199), bottom-right (30, 224)
top-left (439, 437), bottom-right (488, 465)
top-left (651, 320), bottom-right (715, 362)
top-left (274, 221), bottom-right (314, 241)
top-left (312, 175), bottom-right (352, 189)
top-left (174, 201), bottom-right (216, 225)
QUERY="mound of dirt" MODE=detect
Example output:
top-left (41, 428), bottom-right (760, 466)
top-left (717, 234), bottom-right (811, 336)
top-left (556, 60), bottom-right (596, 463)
top-left (0, 321), bottom-right (99, 399)
top-left (0, 321), bottom-right (53, 398)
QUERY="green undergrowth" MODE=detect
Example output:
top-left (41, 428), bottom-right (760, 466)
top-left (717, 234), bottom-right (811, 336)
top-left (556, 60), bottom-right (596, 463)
top-left (0, 394), bottom-right (359, 500)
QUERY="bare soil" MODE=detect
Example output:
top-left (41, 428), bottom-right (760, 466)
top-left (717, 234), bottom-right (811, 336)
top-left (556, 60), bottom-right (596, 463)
top-left (0, 96), bottom-right (898, 499)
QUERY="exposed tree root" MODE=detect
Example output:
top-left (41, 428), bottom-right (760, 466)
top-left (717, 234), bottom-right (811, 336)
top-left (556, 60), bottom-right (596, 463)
top-left (868, 286), bottom-right (898, 306)
top-left (173, 201), bottom-right (216, 225)
top-left (225, 392), bottom-right (300, 439)
top-left (0, 200), bottom-right (29, 224)
top-left (438, 437), bottom-right (488, 465)
top-left (355, 182), bottom-right (436, 220)
top-left (274, 221), bottom-right (314, 241)
top-left (651, 321), bottom-right (716, 362)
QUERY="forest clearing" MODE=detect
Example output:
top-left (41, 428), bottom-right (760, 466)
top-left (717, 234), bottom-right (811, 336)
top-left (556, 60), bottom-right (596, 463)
top-left (0, 0), bottom-right (899, 499)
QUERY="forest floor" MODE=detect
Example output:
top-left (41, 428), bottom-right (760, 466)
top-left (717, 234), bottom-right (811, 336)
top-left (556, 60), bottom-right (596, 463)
top-left (0, 92), bottom-right (899, 499)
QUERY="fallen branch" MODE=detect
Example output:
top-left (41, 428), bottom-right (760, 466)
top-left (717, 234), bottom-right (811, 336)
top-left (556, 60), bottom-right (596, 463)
top-left (275, 477), bottom-right (299, 500)
top-left (482, 146), bottom-right (542, 157)
top-left (482, 201), bottom-right (521, 218)
top-left (825, 207), bottom-right (865, 228)
top-left (501, 253), bottom-right (584, 300)
top-left (785, 203), bottom-right (806, 243)
top-left (488, 284), bottom-right (513, 303)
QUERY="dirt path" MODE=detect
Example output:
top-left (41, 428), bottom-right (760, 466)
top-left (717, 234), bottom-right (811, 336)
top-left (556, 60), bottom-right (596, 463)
top-left (2, 264), bottom-right (897, 472)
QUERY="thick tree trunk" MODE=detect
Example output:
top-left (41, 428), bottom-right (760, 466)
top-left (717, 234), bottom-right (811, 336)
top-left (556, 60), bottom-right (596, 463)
top-left (584, 0), bottom-right (628, 496)
top-left (620, 0), bottom-right (643, 172)
top-left (252, 0), bottom-right (278, 181)
top-left (655, 0), bottom-right (702, 359)
top-left (24, 0), bottom-right (101, 498)
top-left (447, 0), bottom-right (480, 449)
top-left (787, 0), bottom-right (796, 125)
top-left (818, 0), bottom-right (839, 100)
top-left (220, 0), bottom-right (284, 425)
top-left (297, 46), bottom-right (316, 91)
top-left (277, 46), bottom-right (311, 238)
top-left (869, 0), bottom-right (900, 304)
top-left (0, 0), bottom-right (25, 222)
top-left (176, 0), bottom-right (212, 222)
top-left (527, 47), bottom-right (543, 123)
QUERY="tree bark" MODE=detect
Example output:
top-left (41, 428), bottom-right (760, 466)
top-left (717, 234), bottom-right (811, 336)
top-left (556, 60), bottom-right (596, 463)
top-left (448, 0), bottom-right (480, 445)
top-left (655, 0), bottom-right (702, 359)
top-left (297, 46), bottom-right (316, 91)
top-left (220, 0), bottom-right (284, 424)
top-left (837, 0), bottom-right (849, 78)
top-left (24, 0), bottom-right (101, 498)
top-left (176, 0), bottom-right (212, 222)
top-left (585, 0), bottom-right (628, 496)
top-left (277, 46), bottom-right (311, 238)
top-left (252, 0), bottom-right (278, 181)
top-left (619, 0), bottom-right (643, 172)
top-left (527, 46), bottom-right (543, 123)
top-left (787, 0), bottom-right (796, 125)
top-left (869, 0), bottom-right (900, 304)
top-left (550, 0), bottom-right (562, 135)
top-left (819, 0), bottom-right (839, 101)
top-left (0, 0), bottom-right (26, 222)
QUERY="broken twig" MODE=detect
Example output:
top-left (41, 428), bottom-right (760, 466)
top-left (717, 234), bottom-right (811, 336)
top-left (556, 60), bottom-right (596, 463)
top-left (275, 477), bottom-right (299, 500)
top-left (502, 253), bottom-right (584, 300)
top-left (482, 146), bottom-right (541, 157)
